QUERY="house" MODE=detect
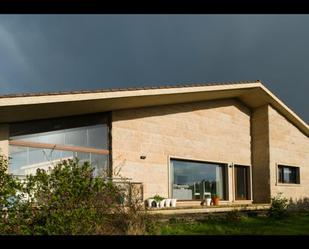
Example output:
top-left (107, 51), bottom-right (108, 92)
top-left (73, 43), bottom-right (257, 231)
top-left (0, 81), bottom-right (308, 205)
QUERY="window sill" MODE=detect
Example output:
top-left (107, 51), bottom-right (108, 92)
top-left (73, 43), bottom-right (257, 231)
top-left (276, 183), bottom-right (302, 187)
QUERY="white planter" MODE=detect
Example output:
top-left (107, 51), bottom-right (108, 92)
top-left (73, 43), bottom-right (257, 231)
top-left (206, 198), bottom-right (212, 206)
top-left (165, 198), bottom-right (172, 207)
top-left (156, 201), bottom-right (160, 208)
top-left (171, 198), bottom-right (177, 207)
top-left (147, 199), bottom-right (155, 208)
top-left (159, 200), bottom-right (166, 208)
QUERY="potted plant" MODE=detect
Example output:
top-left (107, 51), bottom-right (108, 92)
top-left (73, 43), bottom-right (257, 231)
top-left (212, 194), bottom-right (220, 206)
top-left (153, 194), bottom-right (165, 208)
top-left (205, 194), bottom-right (212, 206)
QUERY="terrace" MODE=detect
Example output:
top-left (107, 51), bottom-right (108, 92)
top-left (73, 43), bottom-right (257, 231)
top-left (147, 203), bottom-right (270, 215)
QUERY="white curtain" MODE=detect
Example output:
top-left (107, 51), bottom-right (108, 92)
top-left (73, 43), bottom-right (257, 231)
top-left (216, 167), bottom-right (223, 198)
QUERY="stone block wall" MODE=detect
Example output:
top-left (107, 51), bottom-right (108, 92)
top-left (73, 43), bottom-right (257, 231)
top-left (268, 105), bottom-right (309, 201)
top-left (111, 99), bottom-right (251, 200)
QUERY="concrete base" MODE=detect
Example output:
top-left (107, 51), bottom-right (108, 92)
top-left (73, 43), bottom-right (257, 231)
top-left (147, 204), bottom-right (270, 215)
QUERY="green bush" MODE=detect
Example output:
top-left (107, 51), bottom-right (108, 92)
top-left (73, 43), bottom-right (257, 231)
top-left (0, 155), bottom-right (149, 235)
top-left (287, 197), bottom-right (309, 213)
top-left (0, 154), bottom-right (26, 234)
top-left (268, 192), bottom-right (288, 219)
top-left (225, 209), bottom-right (242, 222)
top-left (247, 211), bottom-right (258, 217)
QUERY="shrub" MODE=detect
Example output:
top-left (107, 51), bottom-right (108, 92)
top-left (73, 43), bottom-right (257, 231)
top-left (169, 217), bottom-right (178, 223)
top-left (287, 197), bottom-right (309, 213)
top-left (0, 155), bottom-right (148, 235)
top-left (247, 211), bottom-right (258, 217)
top-left (0, 154), bottom-right (28, 234)
top-left (268, 192), bottom-right (288, 219)
top-left (225, 209), bottom-right (242, 222)
top-left (0, 154), bottom-right (23, 209)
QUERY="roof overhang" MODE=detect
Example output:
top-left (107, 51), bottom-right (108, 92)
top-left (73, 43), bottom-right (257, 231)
top-left (0, 82), bottom-right (308, 136)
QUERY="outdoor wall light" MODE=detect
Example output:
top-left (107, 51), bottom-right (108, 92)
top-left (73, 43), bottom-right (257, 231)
top-left (140, 155), bottom-right (146, 160)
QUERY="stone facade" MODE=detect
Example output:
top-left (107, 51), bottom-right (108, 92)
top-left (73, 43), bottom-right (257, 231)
top-left (112, 99), bottom-right (309, 203)
top-left (111, 98), bottom-right (252, 200)
top-left (268, 105), bottom-right (309, 201)
top-left (251, 105), bottom-right (271, 203)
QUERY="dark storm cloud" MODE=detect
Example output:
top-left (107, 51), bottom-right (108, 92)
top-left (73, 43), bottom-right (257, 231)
top-left (0, 15), bottom-right (308, 122)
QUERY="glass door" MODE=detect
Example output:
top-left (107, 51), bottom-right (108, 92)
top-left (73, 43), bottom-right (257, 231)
top-left (234, 165), bottom-right (250, 200)
top-left (171, 159), bottom-right (227, 200)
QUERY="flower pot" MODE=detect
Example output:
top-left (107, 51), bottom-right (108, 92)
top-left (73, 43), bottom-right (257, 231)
top-left (165, 198), bottom-right (172, 207)
top-left (159, 200), bottom-right (166, 208)
top-left (147, 198), bottom-right (155, 207)
top-left (206, 198), bottom-right (212, 206)
top-left (171, 198), bottom-right (177, 207)
top-left (212, 197), bottom-right (220, 206)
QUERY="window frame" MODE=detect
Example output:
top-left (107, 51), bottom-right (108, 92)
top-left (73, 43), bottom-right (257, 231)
top-left (169, 157), bottom-right (229, 201)
top-left (277, 164), bottom-right (300, 185)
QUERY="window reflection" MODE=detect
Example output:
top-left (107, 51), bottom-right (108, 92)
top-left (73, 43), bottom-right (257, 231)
top-left (65, 128), bottom-right (87, 147)
top-left (10, 124), bottom-right (108, 150)
top-left (9, 146), bottom-right (109, 177)
top-left (278, 165), bottom-right (300, 184)
top-left (91, 153), bottom-right (109, 177)
top-left (171, 159), bottom-right (227, 200)
top-left (9, 118), bottom-right (109, 177)
top-left (88, 126), bottom-right (108, 149)
top-left (10, 147), bottom-right (74, 175)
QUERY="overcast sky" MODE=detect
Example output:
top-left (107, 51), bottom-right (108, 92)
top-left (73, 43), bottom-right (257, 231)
top-left (0, 15), bottom-right (308, 123)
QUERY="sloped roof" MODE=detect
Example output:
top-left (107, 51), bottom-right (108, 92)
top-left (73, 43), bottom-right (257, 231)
top-left (0, 80), bottom-right (308, 136)
top-left (0, 80), bottom-right (256, 98)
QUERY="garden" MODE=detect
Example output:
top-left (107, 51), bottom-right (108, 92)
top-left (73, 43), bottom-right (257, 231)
top-left (1, 152), bottom-right (309, 235)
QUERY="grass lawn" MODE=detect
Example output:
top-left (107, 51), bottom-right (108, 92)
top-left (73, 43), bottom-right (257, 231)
top-left (155, 212), bottom-right (309, 235)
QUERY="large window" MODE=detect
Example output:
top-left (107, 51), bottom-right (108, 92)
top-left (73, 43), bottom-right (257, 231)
top-left (278, 165), bottom-right (300, 184)
top-left (9, 114), bottom-right (110, 177)
top-left (171, 159), bottom-right (227, 200)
